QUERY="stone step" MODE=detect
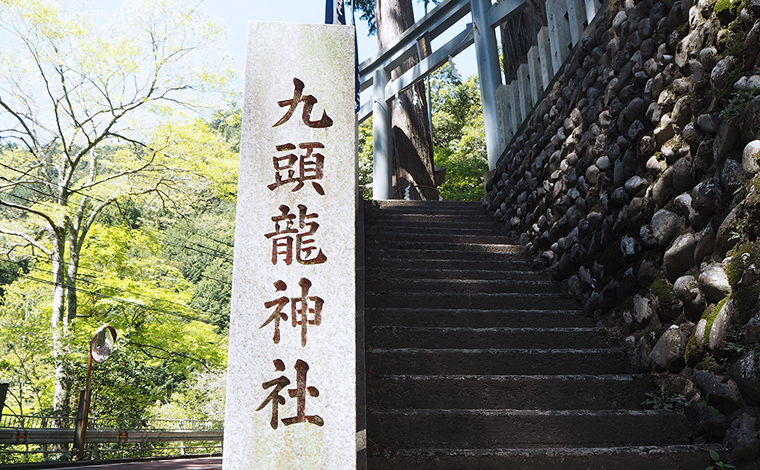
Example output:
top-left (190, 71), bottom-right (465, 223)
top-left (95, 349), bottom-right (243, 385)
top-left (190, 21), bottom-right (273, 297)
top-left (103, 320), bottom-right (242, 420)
top-left (365, 267), bottom-right (546, 281)
top-left (366, 326), bottom-right (609, 349)
top-left (365, 292), bottom-right (580, 310)
top-left (366, 409), bottom-right (695, 449)
top-left (365, 278), bottom-right (560, 294)
top-left (366, 374), bottom-right (655, 410)
top-left (364, 308), bottom-right (594, 328)
top-left (365, 200), bottom-right (485, 213)
top-left (365, 348), bottom-right (627, 375)
top-left (365, 240), bottom-right (523, 254)
top-left (366, 232), bottom-right (509, 245)
top-left (365, 445), bottom-right (715, 470)
top-left (365, 223), bottom-right (501, 235)
top-left (365, 256), bottom-right (538, 270)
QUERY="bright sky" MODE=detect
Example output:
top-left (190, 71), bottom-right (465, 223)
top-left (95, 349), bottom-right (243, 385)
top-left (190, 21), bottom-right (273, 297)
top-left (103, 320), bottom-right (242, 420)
top-left (83, 0), bottom-right (478, 81)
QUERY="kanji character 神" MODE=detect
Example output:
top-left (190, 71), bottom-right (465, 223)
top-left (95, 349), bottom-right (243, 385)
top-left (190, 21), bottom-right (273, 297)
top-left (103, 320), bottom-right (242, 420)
top-left (264, 204), bottom-right (327, 266)
top-left (261, 278), bottom-right (323, 347)
top-left (273, 78), bottom-right (333, 128)
top-left (268, 142), bottom-right (325, 195)
top-left (261, 280), bottom-right (288, 344)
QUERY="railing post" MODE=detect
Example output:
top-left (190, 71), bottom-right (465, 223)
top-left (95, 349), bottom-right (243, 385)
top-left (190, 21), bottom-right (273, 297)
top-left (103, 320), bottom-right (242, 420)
top-left (372, 67), bottom-right (393, 200)
top-left (470, 0), bottom-right (503, 169)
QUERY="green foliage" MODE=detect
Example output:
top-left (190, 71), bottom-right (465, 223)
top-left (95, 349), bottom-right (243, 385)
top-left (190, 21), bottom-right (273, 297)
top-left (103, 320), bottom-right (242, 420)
top-left (358, 118), bottom-right (374, 200)
top-left (721, 87), bottom-right (760, 121)
top-left (707, 449), bottom-right (736, 469)
top-left (159, 200), bottom-right (235, 332)
top-left (641, 384), bottom-right (686, 410)
top-left (430, 68), bottom-right (488, 201)
top-left (651, 278), bottom-right (676, 303)
top-left (714, 0), bottom-right (743, 15)
top-left (351, 0), bottom-right (441, 35)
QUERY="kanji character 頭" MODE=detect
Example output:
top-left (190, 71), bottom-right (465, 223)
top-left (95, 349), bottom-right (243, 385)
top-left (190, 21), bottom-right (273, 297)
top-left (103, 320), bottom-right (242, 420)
top-left (268, 142), bottom-right (325, 195)
top-left (273, 78), bottom-right (333, 128)
top-left (264, 204), bottom-right (327, 266)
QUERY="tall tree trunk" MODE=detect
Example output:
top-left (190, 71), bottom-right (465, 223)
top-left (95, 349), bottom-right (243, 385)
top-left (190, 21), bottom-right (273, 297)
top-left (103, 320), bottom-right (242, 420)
top-left (376, 0), bottom-right (439, 200)
top-left (50, 229), bottom-right (70, 420)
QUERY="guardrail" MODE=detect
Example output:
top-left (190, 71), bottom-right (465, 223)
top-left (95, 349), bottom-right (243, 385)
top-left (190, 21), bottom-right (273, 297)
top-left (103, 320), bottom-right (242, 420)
top-left (0, 415), bottom-right (223, 462)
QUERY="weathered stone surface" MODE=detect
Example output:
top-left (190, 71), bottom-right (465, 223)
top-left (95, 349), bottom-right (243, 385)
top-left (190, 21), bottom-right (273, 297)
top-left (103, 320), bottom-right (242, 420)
top-left (742, 313), bottom-right (760, 344)
top-left (711, 55), bottom-right (739, 92)
top-left (716, 204), bottom-right (742, 255)
top-left (742, 140), bottom-right (760, 174)
top-left (225, 22), bottom-right (358, 470)
top-left (714, 119), bottom-right (740, 163)
top-left (699, 263), bottom-right (732, 303)
top-left (723, 413), bottom-right (760, 462)
top-left (740, 97), bottom-right (760, 142)
top-left (695, 223), bottom-right (715, 264)
top-left (692, 178), bottom-right (723, 217)
top-left (633, 294), bottom-right (654, 324)
top-left (651, 209), bottom-right (685, 246)
top-left (696, 113), bottom-right (718, 134)
top-left (624, 175), bottom-right (648, 195)
top-left (672, 157), bottom-right (694, 194)
top-left (692, 369), bottom-right (743, 406)
top-left (722, 158), bottom-right (746, 194)
top-left (653, 167), bottom-right (676, 206)
top-left (664, 232), bottom-right (698, 280)
top-left (733, 351), bottom-right (760, 402)
top-left (674, 275), bottom-right (704, 311)
top-left (646, 155), bottom-right (666, 175)
top-left (710, 299), bottom-right (735, 350)
top-left (650, 325), bottom-right (686, 370)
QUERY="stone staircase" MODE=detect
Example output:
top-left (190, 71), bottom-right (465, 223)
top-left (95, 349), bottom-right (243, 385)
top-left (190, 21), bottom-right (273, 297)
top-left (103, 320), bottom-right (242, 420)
top-left (362, 200), bottom-right (712, 470)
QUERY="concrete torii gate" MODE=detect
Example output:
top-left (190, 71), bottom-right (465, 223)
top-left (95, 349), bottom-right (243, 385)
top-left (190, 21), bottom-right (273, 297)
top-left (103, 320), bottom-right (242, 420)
top-left (357, 0), bottom-right (601, 199)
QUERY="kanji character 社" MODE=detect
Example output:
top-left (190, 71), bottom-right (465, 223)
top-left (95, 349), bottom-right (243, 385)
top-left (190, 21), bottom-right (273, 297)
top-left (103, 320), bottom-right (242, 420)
top-left (255, 359), bottom-right (291, 430)
top-left (282, 359), bottom-right (324, 427)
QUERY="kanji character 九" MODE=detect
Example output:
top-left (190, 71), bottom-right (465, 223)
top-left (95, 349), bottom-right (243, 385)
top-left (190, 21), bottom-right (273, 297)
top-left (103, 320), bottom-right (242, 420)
top-left (273, 78), bottom-right (333, 128)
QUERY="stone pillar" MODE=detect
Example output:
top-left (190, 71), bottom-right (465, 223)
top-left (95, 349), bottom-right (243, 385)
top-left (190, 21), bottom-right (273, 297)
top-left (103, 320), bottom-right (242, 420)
top-left (507, 81), bottom-right (523, 126)
top-left (527, 46), bottom-right (543, 104)
top-left (537, 27), bottom-right (554, 88)
top-left (566, 0), bottom-right (587, 45)
top-left (225, 21), bottom-right (358, 470)
top-left (496, 84), bottom-right (513, 149)
top-left (585, 0), bottom-right (600, 24)
top-left (545, 0), bottom-right (572, 75)
top-left (517, 63), bottom-right (532, 118)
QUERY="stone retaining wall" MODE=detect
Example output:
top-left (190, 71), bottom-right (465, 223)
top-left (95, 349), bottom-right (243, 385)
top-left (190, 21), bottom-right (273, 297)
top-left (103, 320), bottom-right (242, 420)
top-left (485, 0), bottom-right (760, 463)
